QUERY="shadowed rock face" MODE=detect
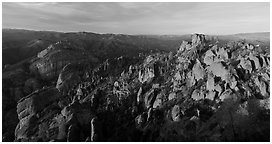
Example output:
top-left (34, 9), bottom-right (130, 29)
top-left (3, 33), bottom-right (270, 142)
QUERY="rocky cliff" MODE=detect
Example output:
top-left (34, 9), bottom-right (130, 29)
top-left (29, 40), bottom-right (99, 81)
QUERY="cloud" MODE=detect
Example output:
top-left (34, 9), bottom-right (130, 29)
top-left (2, 2), bottom-right (270, 35)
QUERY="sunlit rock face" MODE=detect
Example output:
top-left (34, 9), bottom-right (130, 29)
top-left (15, 87), bottom-right (61, 140)
top-left (29, 40), bottom-right (99, 81)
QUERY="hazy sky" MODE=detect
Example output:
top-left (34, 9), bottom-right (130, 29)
top-left (2, 2), bottom-right (270, 35)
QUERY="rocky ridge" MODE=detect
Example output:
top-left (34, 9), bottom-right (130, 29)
top-left (3, 34), bottom-right (270, 142)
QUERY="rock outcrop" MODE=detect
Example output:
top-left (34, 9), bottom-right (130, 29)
top-left (29, 40), bottom-right (99, 81)
top-left (56, 63), bottom-right (83, 95)
top-left (15, 87), bottom-right (61, 140)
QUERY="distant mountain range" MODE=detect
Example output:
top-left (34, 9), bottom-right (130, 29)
top-left (2, 29), bottom-right (270, 66)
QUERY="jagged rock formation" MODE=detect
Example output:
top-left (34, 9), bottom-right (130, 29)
top-left (4, 33), bottom-right (270, 142)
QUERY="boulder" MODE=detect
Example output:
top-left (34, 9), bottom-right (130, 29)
top-left (204, 49), bottom-right (215, 65)
top-left (217, 47), bottom-right (229, 61)
top-left (153, 92), bottom-right (164, 108)
top-left (205, 91), bottom-right (216, 101)
top-left (228, 75), bottom-right (237, 89)
top-left (207, 62), bottom-right (229, 81)
top-left (191, 89), bottom-right (204, 101)
top-left (174, 71), bottom-right (182, 81)
top-left (186, 71), bottom-right (195, 88)
top-left (206, 73), bottom-right (215, 91)
top-left (239, 58), bottom-right (252, 73)
top-left (192, 59), bottom-right (205, 81)
top-left (168, 93), bottom-right (176, 101)
top-left (171, 105), bottom-right (182, 122)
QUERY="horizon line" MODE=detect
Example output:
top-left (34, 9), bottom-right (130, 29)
top-left (2, 27), bottom-right (270, 36)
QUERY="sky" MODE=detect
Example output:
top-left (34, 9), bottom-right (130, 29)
top-left (2, 2), bottom-right (270, 35)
